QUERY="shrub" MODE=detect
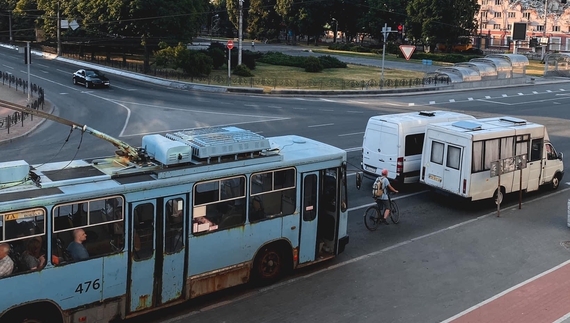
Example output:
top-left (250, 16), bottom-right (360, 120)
top-left (207, 47), bottom-right (225, 69)
top-left (318, 55), bottom-right (347, 68)
top-left (304, 56), bottom-right (323, 72)
top-left (258, 51), bottom-right (306, 67)
top-left (233, 64), bottom-right (253, 77)
top-left (179, 51), bottom-right (213, 77)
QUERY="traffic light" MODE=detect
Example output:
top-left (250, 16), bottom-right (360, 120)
top-left (397, 24), bottom-right (403, 34)
top-left (24, 47), bottom-right (31, 64)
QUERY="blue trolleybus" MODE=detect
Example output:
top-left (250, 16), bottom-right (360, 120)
top-left (0, 124), bottom-right (349, 323)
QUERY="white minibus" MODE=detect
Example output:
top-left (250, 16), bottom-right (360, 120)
top-left (361, 110), bottom-right (475, 183)
top-left (420, 116), bottom-right (564, 202)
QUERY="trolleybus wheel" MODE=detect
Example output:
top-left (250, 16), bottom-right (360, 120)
top-left (253, 246), bottom-right (284, 284)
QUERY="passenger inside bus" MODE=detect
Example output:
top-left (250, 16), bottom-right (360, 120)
top-left (67, 228), bottom-right (89, 261)
top-left (21, 238), bottom-right (46, 271)
top-left (0, 243), bottom-right (14, 277)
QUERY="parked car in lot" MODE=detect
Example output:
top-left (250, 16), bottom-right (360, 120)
top-left (72, 69), bottom-right (110, 88)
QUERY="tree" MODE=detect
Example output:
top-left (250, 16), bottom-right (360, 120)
top-left (360, 0), bottom-right (408, 42)
top-left (407, 0), bottom-right (479, 51)
top-left (247, 0), bottom-right (281, 40)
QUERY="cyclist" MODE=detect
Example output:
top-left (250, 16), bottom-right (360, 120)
top-left (373, 169), bottom-right (398, 225)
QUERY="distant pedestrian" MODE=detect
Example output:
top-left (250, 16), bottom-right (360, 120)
top-left (251, 41), bottom-right (255, 49)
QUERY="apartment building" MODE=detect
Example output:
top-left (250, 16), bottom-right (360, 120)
top-left (478, 0), bottom-right (570, 51)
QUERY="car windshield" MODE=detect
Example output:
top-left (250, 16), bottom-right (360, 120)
top-left (85, 70), bottom-right (101, 77)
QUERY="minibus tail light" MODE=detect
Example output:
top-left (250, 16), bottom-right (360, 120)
top-left (293, 247), bottom-right (299, 264)
top-left (397, 157), bottom-right (403, 175)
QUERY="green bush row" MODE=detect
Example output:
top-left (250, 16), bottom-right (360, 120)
top-left (258, 52), bottom-right (347, 70)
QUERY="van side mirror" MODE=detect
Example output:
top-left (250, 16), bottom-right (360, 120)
top-left (356, 172), bottom-right (362, 190)
top-left (559, 152), bottom-right (564, 161)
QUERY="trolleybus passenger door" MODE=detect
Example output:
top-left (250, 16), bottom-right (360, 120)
top-left (161, 195), bottom-right (186, 304)
top-left (128, 200), bottom-right (157, 313)
top-left (442, 145), bottom-right (463, 194)
top-left (299, 172), bottom-right (319, 263)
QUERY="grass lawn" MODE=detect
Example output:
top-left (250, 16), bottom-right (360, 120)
top-left (207, 62), bottom-right (425, 92)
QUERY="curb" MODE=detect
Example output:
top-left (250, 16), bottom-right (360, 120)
top-left (0, 100), bottom-right (55, 145)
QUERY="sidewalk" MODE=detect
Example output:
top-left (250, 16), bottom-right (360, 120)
top-left (0, 83), bottom-right (52, 144)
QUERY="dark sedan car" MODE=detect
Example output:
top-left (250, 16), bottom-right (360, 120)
top-left (72, 69), bottom-right (110, 88)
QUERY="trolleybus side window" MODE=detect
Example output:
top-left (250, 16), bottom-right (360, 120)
top-left (192, 176), bottom-right (246, 233)
top-left (52, 196), bottom-right (125, 264)
top-left (0, 208), bottom-right (46, 276)
top-left (133, 203), bottom-right (154, 260)
top-left (249, 168), bottom-right (296, 222)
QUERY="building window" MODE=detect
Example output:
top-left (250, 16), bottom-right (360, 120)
top-left (553, 26), bottom-right (560, 32)
top-left (482, 23), bottom-right (488, 29)
top-left (495, 0), bottom-right (501, 5)
top-left (536, 25), bottom-right (544, 32)
top-left (523, 12), bottom-right (530, 20)
top-left (494, 12), bottom-right (501, 18)
top-left (507, 24), bottom-right (512, 30)
top-left (508, 12), bottom-right (516, 18)
top-left (494, 24), bottom-right (501, 30)
top-left (482, 11), bottom-right (488, 19)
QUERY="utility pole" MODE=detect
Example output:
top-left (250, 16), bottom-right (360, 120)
top-left (238, 0), bottom-right (243, 65)
top-left (380, 23), bottom-right (396, 88)
top-left (57, 1), bottom-right (61, 56)
top-left (542, 0), bottom-right (548, 60)
top-left (9, 11), bottom-right (13, 43)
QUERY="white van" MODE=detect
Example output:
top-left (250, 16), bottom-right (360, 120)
top-left (420, 116), bottom-right (564, 202)
top-left (361, 111), bottom-right (476, 183)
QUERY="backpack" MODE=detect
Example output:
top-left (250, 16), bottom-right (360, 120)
top-left (372, 177), bottom-right (384, 197)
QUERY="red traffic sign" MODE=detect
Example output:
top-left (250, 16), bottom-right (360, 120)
top-left (227, 40), bottom-right (234, 50)
top-left (399, 45), bottom-right (416, 60)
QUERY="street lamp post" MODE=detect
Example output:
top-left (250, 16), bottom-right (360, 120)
top-left (238, 0), bottom-right (243, 65)
top-left (332, 18), bottom-right (338, 43)
top-left (210, 14), bottom-right (219, 42)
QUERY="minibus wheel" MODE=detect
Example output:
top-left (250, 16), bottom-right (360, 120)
top-left (551, 174), bottom-right (561, 190)
top-left (493, 187), bottom-right (504, 205)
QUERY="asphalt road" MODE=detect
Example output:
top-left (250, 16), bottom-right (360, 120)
top-left (1, 44), bottom-right (570, 323)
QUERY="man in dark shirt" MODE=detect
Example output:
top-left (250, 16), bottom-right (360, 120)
top-left (67, 228), bottom-right (89, 261)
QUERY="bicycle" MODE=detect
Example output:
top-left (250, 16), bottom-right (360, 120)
top-left (364, 192), bottom-right (399, 231)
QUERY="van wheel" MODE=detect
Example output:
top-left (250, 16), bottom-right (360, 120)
top-left (493, 188), bottom-right (504, 205)
top-left (551, 174), bottom-right (561, 190)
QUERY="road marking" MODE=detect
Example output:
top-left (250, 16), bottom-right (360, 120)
top-left (533, 91), bottom-right (538, 94)
top-left (560, 89), bottom-right (566, 91)
top-left (345, 147), bottom-right (361, 152)
top-left (518, 93), bottom-right (524, 95)
top-left (308, 123), bottom-right (334, 128)
top-left (346, 111), bottom-right (363, 113)
top-left (293, 107), bottom-right (306, 110)
top-left (547, 90), bottom-right (552, 92)
top-left (502, 94), bottom-right (508, 97)
top-left (2, 64), bottom-right (14, 69)
top-left (429, 101), bottom-right (435, 104)
top-left (468, 98), bottom-right (474, 101)
top-left (319, 109), bottom-right (334, 111)
top-left (449, 99), bottom-right (455, 103)
top-left (347, 101), bottom-right (369, 105)
top-left (109, 84), bottom-right (137, 91)
top-left (244, 104), bottom-right (258, 108)
top-left (40, 70), bottom-right (48, 74)
top-left (319, 98), bottom-right (336, 102)
top-left (267, 105), bottom-right (282, 109)
top-left (476, 99), bottom-right (512, 105)
top-left (338, 132), bottom-right (364, 137)
top-left (408, 103), bottom-right (415, 106)
top-left (59, 93), bottom-right (69, 95)
top-left (36, 63), bottom-right (49, 68)
top-left (485, 96), bottom-right (491, 99)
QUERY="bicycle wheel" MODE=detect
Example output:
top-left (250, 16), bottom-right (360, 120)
top-left (389, 201), bottom-right (400, 224)
top-left (364, 206), bottom-right (380, 231)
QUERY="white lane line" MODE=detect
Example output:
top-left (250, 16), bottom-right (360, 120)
top-left (408, 103), bottom-right (415, 106)
top-left (429, 101), bottom-right (436, 104)
top-left (37, 63), bottom-right (49, 68)
top-left (547, 90), bottom-right (552, 92)
top-left (468, 98), bottom-right (474, 101)
top-left (449, 99), bottom-right (455, 103)
top-left (244, 104), bottom-right (258, 108)
top-left (344, 147), bottom-right (361, 152)
top-left (347, 101), bottom-right (369, 105)
top-left (338, 132), bottom-right (364, 137)
top-left (384, 102), bottom-right (402, 106)
top-left (502, 94), bottom-right (508, 97)
top-left (2, 64), bottom-right (14, 69)
top-left (293, 107), bottom-right (307, 110)
top-left (533, 91), bottom-right (538, 94)
top-left (485, 96), bottom-right (491, 99)
top-left (518, 93), bottom-right (524, 95)
top-left (267, 105), bottom-right (282, 109)
top-left (476, 99), bottom-right (512, 105)
top-left (308, 123), bottom-right (334, 128)
top-left (560, 89), bottom-right (566, 91)
top-left (320, 98), bottom-right (336, 102)
top-left (110, 84), bottom-right (137, 91)
top-left (59, 93), bottom-right (69, 95)
top-left (346, 111), bottom-right (363, 113)
top-left (56, 69), bottom-right (69, 74)
top-left (40, 70), bottom-right (49, 74)
top-left (319, 109), bottom-right (334, 111)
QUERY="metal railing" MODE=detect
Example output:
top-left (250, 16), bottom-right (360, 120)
top-left (0, 71), bottom-right (45, 133)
